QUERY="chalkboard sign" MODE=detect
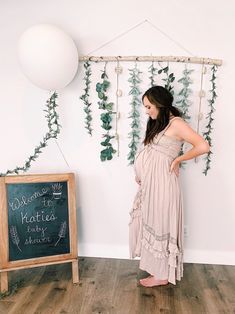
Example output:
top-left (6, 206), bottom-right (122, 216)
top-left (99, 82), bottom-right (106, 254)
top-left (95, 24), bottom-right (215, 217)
top-left (0, 173), bottom-right (79, 293)
top-left (7, 181), bottom-right (70, 261)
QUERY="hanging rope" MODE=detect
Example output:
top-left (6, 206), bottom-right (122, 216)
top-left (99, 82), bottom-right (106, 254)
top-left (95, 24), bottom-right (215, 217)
top-left (195, 63), bottom-right (206, 163)
top-left (83, 19), bottom-right (221, 66)
top-left (115, 59), bottom-right (122, 156)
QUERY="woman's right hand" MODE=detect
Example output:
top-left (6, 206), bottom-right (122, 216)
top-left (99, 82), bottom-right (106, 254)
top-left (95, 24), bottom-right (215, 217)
top-left (135, 176), bottom-right (141, 185)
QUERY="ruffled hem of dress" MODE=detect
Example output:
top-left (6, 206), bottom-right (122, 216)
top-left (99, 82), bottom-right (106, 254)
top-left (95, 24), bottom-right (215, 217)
top-left (129, 208), bottom-right (142, 259)
top-left (140, 229), bottom-right (184, 285)
top-left (139, 246), bottom-right (184, 285)
top-left (129, 187), bottom-right (143, 259)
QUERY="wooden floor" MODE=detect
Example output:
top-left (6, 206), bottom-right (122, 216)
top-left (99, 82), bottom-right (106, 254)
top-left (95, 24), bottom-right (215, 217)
top-left (0, 257), bottom-right (234, 314)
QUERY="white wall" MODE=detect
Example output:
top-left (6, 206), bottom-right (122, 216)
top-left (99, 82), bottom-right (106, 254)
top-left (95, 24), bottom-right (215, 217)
top-left (0, 0), bottom-right (234, 265)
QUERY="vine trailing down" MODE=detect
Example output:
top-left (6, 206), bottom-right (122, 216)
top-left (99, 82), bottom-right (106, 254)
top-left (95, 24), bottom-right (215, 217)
top-left (202, 65), bottom-right (218, 176)
top-left (158, 63), bottom-right (175, 95)
top-left (176, 66), bottom-right (194, 169)
top-left (80, 61), bottom-right (92, 136)
top-left (96, 63), bottom-right (116, 161)
top-left (148, 61), bottom-right (158, 87)
top-left (176, 67), bottom-right (194, 121)
top-left (0, 92), bottom-right (61, 177)
top-left (127, 63), bottom-right (142, 165)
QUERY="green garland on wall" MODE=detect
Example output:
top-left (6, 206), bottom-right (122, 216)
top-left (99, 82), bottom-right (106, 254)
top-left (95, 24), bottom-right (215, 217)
top-left (0, 92), bottom-right (60, 177)
top-left (127, 63), bottom-right (142, 165)
top-left (77, 59), bottom-right (220, 173)
top-left (176, 66), bottom-right (194, 168)
top-left (203, 65), bottom-right (218, 175)
top-left (158, 62), bottom-right (175, 95)
top-left (148, 61), bottom-right (158, 87)
top-left (176, 67), bottom-right (194, 121)
top-left (80, 61), bottom-right (92, 135)
top-left (96, 63), bottom-right (116, 161)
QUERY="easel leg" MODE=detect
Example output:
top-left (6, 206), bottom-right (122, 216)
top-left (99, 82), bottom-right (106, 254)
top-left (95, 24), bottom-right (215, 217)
top-left (1, 272), bottom-right (8, 293)
top-left (72, 260), bottom-right (79, 284)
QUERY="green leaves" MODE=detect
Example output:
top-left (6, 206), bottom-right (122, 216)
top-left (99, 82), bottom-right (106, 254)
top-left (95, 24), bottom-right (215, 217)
top-left (80, 61), bottom-right (93, 135)
top-left (157, 63), bottom-right (175, 95)
top-left (148, 62), bottom-right (158, 87)
top-left (127, 64), bottom-right (142, 165)
top-left (96, 64), bottom-right (116, 162)
top-left (158, 66), bottom-right (168, 74)
top-left (100, 146), bottom-right (116, 161)
top-left (101, 112), bottom-right (112, 130)
top-left (0, 92), bottom-right (61, 177)
top-left (96, 80), bottom-right (110, 94)
top-left (176, 66), bottom-right (194, 122)
top-left (202, 65), bottom-right (218, 176)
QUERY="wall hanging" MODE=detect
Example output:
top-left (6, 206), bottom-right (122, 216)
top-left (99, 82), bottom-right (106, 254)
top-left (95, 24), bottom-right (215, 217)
top-left (78, 20), bottom-right (222, 175)
top-left (79, 55), bottom-right (221, 175)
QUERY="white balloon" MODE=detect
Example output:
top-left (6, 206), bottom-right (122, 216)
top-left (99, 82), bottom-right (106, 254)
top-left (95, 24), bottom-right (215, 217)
top-left (18, 24), bottom-right (79, 90)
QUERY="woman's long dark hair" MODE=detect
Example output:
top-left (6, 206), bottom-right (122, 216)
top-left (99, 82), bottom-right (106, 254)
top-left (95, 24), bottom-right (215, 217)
top-left (143, 86), bottom-right (182, 145)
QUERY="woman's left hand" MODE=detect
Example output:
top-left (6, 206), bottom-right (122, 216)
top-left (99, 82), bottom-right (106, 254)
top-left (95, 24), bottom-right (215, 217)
top-left (170, 158), bottom-right (181, 176)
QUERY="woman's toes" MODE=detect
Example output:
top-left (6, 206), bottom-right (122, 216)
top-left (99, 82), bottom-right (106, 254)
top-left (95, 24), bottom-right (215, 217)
top-left (139, 276), bottom-right (169, 287)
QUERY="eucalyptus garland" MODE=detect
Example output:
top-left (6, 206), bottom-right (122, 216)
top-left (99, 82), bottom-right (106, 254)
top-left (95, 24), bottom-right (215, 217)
top-left (96, 63), bottom-right (116, 161)
top-left (175, 67), bottom-right (194, 169)
top-left (80, 61), bottom-right (92, 135)
top-left (176, 67), bottom-right (194, 121)
top-left (0, 92), bottom-right (60, 177)
top-left (127, 63), bottom-right (142, 165)
top-left (158, 62), bottom-right (175, 95)
top-left (202, 65), bottom-right (218, 175)
top-left (148, 61), bottom-right (158, 87)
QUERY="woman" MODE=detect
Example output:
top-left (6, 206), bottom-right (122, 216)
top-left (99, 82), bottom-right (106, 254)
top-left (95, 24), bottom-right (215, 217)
top-left (129, 85), bottom-right (210, 287)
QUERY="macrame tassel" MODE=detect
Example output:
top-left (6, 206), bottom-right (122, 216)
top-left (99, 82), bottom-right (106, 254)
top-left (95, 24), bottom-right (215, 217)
top-left (195, 63), bottom-right (206, 163)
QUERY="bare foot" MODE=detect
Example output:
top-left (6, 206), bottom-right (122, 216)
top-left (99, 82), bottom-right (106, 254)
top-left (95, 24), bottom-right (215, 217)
top-left (139, 276), bottom-right (168, 287)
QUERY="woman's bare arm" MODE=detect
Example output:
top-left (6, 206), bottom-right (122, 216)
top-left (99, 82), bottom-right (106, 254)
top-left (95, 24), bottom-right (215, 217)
top-left (169, 119), bottom-right (210, 175)
top-left (172, 119), bottom-right (210, 162)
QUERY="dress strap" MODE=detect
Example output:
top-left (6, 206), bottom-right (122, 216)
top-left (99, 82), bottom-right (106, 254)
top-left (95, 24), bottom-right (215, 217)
top-left (163, 116), bottom-right (183, 134)
top-left (155, 116), bottom-right (183, 145)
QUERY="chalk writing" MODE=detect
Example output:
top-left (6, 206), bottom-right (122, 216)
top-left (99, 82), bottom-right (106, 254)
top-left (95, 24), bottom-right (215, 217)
top-left (21, 211), bottom-right (57, 224)
top-left (7, 181), bottom-right (70, 261)
top-left (25, 236), bottom-right (51, 245)
top-left (10, 226), bottom-right (22, 252)
top-left (55, 221), bottom-right (67, 246)
top-left (26, 225), bottom-right (47, 237)
top-left (9, 188), bottom-right (49, 211)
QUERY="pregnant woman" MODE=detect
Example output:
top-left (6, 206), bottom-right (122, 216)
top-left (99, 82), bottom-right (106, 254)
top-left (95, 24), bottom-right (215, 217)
top-left (129, 85), bottom-right (210, 287)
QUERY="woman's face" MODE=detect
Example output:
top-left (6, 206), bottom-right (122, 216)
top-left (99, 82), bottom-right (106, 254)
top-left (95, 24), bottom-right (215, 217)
top-left (143, 96), bottom-right (159, 120)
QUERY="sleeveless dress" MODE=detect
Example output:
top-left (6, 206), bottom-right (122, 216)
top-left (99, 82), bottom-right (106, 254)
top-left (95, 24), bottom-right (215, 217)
top-left (129, 117), bottom-right (184, 285)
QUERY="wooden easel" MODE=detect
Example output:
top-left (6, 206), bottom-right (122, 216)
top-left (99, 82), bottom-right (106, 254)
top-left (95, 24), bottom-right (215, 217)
top-left (0, 173), bottom-right (79, 293)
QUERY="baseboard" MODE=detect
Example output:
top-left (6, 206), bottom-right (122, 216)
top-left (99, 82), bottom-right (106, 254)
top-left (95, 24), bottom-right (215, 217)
top-left (78, 243), bottom-right (235, 266)
top-left (183, 249), bottom-right (235, 266)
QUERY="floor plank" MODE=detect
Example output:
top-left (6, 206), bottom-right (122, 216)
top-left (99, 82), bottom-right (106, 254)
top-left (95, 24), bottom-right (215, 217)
top-left (0, 257), bottom-right (234, 314)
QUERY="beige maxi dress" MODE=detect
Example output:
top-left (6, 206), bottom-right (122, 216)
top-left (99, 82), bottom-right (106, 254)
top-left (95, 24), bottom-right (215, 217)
top-left (129, 116), bottom-right (184, 285)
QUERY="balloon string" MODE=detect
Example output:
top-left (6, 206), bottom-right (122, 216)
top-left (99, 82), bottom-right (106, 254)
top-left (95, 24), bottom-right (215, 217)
top-left (54, 139), bottom-right (71, 169)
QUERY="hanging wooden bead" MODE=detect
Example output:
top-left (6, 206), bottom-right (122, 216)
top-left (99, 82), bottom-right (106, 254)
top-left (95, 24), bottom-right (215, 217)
top-left (116, 89), bottom-right (123, 97)
top-left (115, 66), bottom-right (123, 74)
top-left (199, 90), bottom-right (206, 98)
top-left (198, 112), bottom-right (204, 120)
